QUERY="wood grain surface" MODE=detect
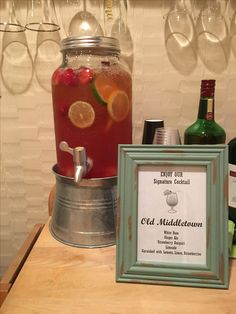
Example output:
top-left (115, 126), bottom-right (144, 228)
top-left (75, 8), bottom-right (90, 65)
top-left (0, 224), bottom-right (44, 306)
top-left (1, 219), bottom-right (236, 314)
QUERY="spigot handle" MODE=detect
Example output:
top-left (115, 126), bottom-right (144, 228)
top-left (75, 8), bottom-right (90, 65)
top-left (59, 141), bottom-right (73, 155)
top-left (59, 141), bottom-right (87, 166)
top-left (59, 141), bottom-right (90, 183)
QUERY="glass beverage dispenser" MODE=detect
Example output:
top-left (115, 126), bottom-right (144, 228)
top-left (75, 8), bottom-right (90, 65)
top-left (50, 36), bottom-right (132, 247)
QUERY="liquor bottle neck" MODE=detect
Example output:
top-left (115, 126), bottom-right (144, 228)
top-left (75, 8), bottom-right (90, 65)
top-left (197, 97), bottom-right (215, 121)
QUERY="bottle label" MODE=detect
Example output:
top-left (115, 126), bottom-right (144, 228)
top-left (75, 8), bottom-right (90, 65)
top-left (206, 99), bottom-right (213, 120)
top-left (229, 163), bottom-right (236, 209)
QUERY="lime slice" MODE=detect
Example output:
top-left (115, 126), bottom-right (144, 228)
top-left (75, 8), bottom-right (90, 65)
top-left (107, 90), bottom-right (130, 122)
top-left (92, 72), bottom-right (118, 105)
top-left (68, 101), bottom-right (95, 128)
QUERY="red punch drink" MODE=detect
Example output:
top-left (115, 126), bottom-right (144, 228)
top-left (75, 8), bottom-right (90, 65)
top-left (51, 37), bottom-right (132, 179)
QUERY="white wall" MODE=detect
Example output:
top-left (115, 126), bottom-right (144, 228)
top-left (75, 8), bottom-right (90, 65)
top-left (1, 0), bottom-right (236, 276)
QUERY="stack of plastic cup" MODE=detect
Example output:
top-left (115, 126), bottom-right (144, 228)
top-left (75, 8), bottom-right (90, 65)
top-left (142, 119), bottom-right (164, 144)
top-left (153, 127), bottom-right (181, 145)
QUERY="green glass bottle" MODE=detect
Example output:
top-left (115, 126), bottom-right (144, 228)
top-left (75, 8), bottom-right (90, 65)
top-left (184, 80), bottom-right (226, 144)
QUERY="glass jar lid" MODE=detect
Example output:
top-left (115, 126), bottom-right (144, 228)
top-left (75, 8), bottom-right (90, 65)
top-left (61, 36), bottom-right (120, 55)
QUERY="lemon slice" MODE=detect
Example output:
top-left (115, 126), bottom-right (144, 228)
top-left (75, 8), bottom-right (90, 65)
top-left (107, 90), bottom-right (130, 122)
top-left (68, 101), bottom-right (95, 128)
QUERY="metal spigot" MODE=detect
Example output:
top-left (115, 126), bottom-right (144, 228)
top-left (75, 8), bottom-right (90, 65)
top-left (59, 141), bottom-right (91, 183)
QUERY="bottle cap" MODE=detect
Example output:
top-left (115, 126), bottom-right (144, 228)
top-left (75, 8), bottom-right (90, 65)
top-left (201, 80), bottom-right (215, 98)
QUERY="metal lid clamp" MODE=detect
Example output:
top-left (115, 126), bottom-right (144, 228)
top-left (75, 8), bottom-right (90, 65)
top-left (59, 141), bottom-right (92, 183)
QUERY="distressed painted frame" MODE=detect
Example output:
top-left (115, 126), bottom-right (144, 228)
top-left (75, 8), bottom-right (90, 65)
top-left (116, 145), bottom-right (228, 289)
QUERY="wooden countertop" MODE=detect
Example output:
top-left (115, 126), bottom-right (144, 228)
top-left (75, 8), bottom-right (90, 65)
top-left (1, 219), bottom-right (236, 314)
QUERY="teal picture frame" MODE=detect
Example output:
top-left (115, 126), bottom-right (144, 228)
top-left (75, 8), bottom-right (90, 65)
top-left (116, 145), bottom-right (229, 289)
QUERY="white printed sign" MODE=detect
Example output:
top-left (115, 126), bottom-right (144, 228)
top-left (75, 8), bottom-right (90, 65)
top-left (137, 165), bottom-right (206, 265)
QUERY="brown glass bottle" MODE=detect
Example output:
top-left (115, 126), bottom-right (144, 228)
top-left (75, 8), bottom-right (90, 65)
top-left (184, 80), bottom-right (226, 144)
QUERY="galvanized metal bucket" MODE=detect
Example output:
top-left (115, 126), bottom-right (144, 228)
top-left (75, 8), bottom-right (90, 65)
top-left (50, 166), bottom-right (117, 248)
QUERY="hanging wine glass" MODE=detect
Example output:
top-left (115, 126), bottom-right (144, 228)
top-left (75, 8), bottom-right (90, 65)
top-left (25, 0), bottom-right (60, 32)
top-left (228, 0), bottom-right (236, 15)
top-left (165, 0), bottom-right (195, 43)
top-left (34, 29), bottom-right (61, 92)
top-left (195, 0), bottom-right (229, 73)
top-left (1, 30), bottom-right (33, 94)
top-left (104, 0), bottom-right (120, 36)
top-left (0, 0), bottom-right (25, 32)
top-left (68, 0), bottom-right (103, 36)
top-left (110, 0), bottom-right (133, 71)
top-left (58, 0), bottom-right (80, 36)
top-left (164, 0), bottom-right (197, 74)
top-left (191, 0), bottom-right (228, 21)
top-left (230, 10), bottom-right (236, 57)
